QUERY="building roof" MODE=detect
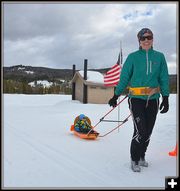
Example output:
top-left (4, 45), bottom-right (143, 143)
top-left (71, 70), bottom-right (112, 88)
top-left (79, 70), bottom-right (104, 83)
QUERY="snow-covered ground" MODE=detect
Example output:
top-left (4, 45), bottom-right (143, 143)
top-left (3, 94), bottom-right (178, 189)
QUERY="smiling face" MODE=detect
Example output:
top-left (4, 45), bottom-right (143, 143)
top-left (139, 33), bottom-right (153, 51)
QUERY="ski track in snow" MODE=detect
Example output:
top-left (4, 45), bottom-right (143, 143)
top-left (5, 121), bottom-right (108, 186)
top-left (3, 94), bottom-right (177, 188)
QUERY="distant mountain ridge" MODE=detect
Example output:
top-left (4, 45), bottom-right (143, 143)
top-left (3, 65), bottom-right (110, 82)
top-left (3, 65), bottom-right (177, 87)
top-left (3, 65), bottom-right (73, 82)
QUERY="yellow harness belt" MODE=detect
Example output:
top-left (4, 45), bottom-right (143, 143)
top-left (129, 87), bottom-right (160, 96)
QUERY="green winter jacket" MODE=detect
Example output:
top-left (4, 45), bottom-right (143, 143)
top-left (115, 48), bottom-right (169, 100)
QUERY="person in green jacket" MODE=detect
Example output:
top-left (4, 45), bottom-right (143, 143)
top-left (108, 28), bottom-right (169, 172)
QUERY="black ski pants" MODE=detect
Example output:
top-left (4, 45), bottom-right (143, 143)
top-left (128, 98), bottom-right (159, 162)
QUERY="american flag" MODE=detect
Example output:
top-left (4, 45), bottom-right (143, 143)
top-left (104, 53), bottom-right (122, 87)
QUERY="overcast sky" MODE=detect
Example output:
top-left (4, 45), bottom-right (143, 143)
top-left (2, 2), bottom-right (178, 74)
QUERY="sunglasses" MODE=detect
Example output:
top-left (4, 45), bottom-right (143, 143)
top-left (140, 36), bottom-right (153, 41)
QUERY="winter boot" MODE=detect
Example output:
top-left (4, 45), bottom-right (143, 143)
top-left (139, 157), bottom-right (148, 167)
top-left (131, 160), bottom-right (141, 172)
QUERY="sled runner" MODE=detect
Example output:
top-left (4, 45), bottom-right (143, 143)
top-left (70, 116), bottom-right (99, 140)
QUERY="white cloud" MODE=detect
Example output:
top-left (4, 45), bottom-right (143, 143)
top-left (4, 36), bottom-right (55, 67)
top-left (171, 53), bottom-right (176, 60)
top-left (168, 62), bottom-right (177, 74)
top-left (3, 2), bottom-right (177, 73)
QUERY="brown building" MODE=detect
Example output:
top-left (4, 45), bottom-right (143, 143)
top-left (71, 70), bottom-right (114, 104)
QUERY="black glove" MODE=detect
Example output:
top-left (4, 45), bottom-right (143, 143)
top-left (159, 96), bottom-right (169, 113)
top-left (108, 94), bottom-right (119, 107)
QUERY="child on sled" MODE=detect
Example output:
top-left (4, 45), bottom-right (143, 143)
top-left (74, 114), bottom-right (94, 134)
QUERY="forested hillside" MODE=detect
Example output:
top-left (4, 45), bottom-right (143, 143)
top-left (3, 65), bottom-right (177, 94)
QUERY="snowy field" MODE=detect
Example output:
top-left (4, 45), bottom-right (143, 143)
top-left (3, 94), bottom-right (178, 189)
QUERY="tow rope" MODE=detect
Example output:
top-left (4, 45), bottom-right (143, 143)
top-left (98, 113), bottom-right (132, 137)
top-left (87, 94), bottom-right (131, 137)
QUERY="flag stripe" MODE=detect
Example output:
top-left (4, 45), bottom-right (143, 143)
top-left (104, 70), bottom-right (120, 79)
top-left (104, 76), bottom-right (120, 82)
top-left (104, 53), bottom-right (122, 87)
top-left (106, 64), bottom-right (120, 75)
top-left (104, 80), bottom-right (119, 86)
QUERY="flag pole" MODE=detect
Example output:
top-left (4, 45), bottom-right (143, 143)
top-left (118, 40), bottom-right (122, 132)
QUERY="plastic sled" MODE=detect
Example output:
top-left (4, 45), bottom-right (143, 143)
top-left (70, 116), bottom-right (99, 140)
